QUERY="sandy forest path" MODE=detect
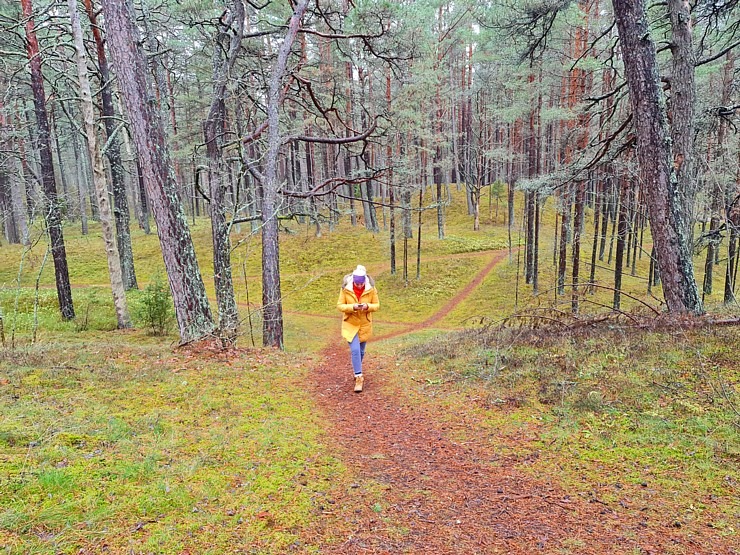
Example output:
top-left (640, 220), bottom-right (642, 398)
top-left (307, 249), bottom-right (733, 554)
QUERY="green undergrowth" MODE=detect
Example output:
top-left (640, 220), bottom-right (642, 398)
top-left (0, 287), bottom-right (181, 342)
top-left (0, 339), bottom-right (347, 554)
top-left (395, 326), bottom-right (739, 536)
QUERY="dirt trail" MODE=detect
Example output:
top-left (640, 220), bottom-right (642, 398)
top-left (308, 251), bottom-right (734, 554)
top-left (372, 247), bottom-right (511, 341)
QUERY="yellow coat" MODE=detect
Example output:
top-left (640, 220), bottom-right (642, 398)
top-left (337, 274), bottom-right (380, 343)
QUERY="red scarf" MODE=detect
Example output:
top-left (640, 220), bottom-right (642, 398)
top-left (353, 281), bottom-right (365, 301)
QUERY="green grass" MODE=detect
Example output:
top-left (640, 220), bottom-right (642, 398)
top-left (0, 338), bottom-right (350, 554)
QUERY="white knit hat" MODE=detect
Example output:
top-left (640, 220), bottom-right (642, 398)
top-left (352, 265), bottom-right (367, 277)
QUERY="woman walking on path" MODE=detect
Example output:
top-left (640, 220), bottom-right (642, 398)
top-left (337, 265), bottom-right (380, 392)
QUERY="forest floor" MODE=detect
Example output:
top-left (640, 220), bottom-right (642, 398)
top-left (305, 248), bottom-right (738, 555)
top-left (1, 195), bottom-right (738, 554)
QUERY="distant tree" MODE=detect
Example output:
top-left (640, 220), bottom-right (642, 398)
top-left (0, 93), bottom-right (28, 245)
top-left (21, 0), bottom-right (75, 320)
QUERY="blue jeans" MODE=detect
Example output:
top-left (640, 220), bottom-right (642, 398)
top-left (349, 334), bottom-right (366, 376)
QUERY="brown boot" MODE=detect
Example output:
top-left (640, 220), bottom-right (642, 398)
top-left (354, 374), bottom-right (364, 393)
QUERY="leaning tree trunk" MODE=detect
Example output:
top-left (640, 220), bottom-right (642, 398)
top-left (261, 0), bottom-right (310, 348)
top-left (203, 0), bottom-right (244, 343)
top-left (612, 0), bottom-right (702, 314)
top-left (83, 0), bottom-right (137, 290)
top-left (101, 0), bottom-right (215, 343)
top-left (21, 0), bottom-right (75, 320)
top-left (68, 0), bottom-right (131, 329)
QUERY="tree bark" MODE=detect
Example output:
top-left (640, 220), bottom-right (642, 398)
top-left (667, 0), bottom-right (697, 240)
top-left (21, 0), bottom-right (75, 320)
top-left (68, 0), bottom-right (131, 329)
top-left (101, 0), bottom-right (215, 342)
top-left (612, 0), bottom-right (702, 314)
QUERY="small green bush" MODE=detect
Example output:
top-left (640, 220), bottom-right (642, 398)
top-left (137, 277), bottom-right (174, 336)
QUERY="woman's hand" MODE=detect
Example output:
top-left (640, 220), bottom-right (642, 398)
top-left (353, 303), bottom-right (368, 311)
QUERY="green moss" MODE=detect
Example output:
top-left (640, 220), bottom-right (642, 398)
top-left (0, 339), bottom-right (346, 553)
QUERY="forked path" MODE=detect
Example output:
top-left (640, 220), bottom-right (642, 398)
top-left (309, 250), bottom-right (733, 554)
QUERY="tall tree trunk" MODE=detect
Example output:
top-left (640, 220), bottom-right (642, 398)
top-left (203, 0), bottom-right (244, 342)
top-left (343, 59), bottom-right (357, 228)
top-left (667, 0), bottom-right (697, 241)
top-left (261, 0), bottom-right (310, 348)
top-left (599, 177), bottom-right (611, 260)
top-left (525, 71), bottom-right (540, 285)
top-left (83, 0), bottom-right (137, 290)
top-left (69, 0), bottom-right (131, 328)
top-left (101, 0), bottom-right (215, 343)
top-left (21, 0), bottom-right (75, 320)
top-left (612, 0), bottom-right (702, 314)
